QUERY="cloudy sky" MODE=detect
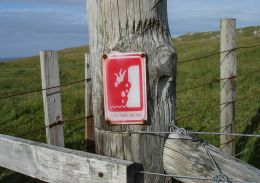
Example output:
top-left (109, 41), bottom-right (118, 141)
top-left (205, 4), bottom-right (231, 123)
top-left (0, 0), bottom-right (260, 58)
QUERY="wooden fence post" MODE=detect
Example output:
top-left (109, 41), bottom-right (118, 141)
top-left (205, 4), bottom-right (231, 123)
top-left (40, 50), bottom-right (64, 147)
top-left (88, 1), bottom-right (177, 182)
top-left (85, 53), bottom-right (95, 152)
top-left (220, 19), bottom-right (237, 155)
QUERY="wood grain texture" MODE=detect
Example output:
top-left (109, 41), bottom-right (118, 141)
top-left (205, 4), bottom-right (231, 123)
top-left (163, 136), bottom-right (260, 183)
top-left (0, 134), bottom-right (143, 183)
top-left (85, 53), bottom-right (95, 152)
top-left (87, 0), bottom-right (177, 182)
top-left (40, 51), bottom-right (64, 147)
top-left (220, 19), bottom-right (237, 155)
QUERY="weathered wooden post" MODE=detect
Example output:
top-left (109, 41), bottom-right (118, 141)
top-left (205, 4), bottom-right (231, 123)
top-left (220, 19), bottom-right (237, 155)
top-left (85, 53), bottom-right (95, 152)
top-left (87, 0), bottom-right (177, 182)
top-left (40, 50), bottom-right (64, 147)
top-left (163, 134), bottom-right (260, 183)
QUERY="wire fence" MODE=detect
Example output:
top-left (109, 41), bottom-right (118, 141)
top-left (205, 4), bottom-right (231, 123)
top-left (176, 89), bottom-right (260, 122)
top-left (0, 43), bottom-right (259, 182)
top-left (0, 44), bottom-right (259, 137)
top-left (20, 115), bottom-right (93, 138)
top-left (176, 69), bottom-right (260, 94)
top-left (0, 44), bottom-right (259, 101)
top-left (178, 44), bottom-right (260, 64)
top-left (0, 78), bottom-right (91, 101)
top-left (136, 170), bottom-right (259, 183)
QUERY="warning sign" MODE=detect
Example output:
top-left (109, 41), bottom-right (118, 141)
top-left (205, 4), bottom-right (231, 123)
top-left (102, 52), bottom-right (147, 124)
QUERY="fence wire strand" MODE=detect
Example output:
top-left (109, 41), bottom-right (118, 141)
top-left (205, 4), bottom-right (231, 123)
top-left (0, 78), bottom-right (91, 101)
top-left (178, 44), bottom-right (260, 64)
top-left (136, 171), bottom-right (212, 181)
top-left (1, 44), bottom-right (259, 101)
top-left (176, 90), bottom-right (260, 121)
top-left (20, 115), bottom-right (93, 138)
top-left (177, 68), bottom-right (260, 94)
top-left (235, 143), bottom-right (260, 157)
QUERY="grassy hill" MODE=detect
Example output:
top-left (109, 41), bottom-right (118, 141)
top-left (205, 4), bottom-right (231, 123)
top-left (0, 26), bottom-right (259, 182)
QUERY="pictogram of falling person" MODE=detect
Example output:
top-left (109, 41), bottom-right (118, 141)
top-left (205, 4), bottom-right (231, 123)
top-left (111, 65), bottom-right (141, 109)
top-left (113, 69), bottom-right (131, 108)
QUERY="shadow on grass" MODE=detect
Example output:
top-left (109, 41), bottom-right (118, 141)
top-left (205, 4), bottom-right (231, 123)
top-left (236, 108), bottom-right (260, 168)
top-left (248, 138), bottom-right (260, 168)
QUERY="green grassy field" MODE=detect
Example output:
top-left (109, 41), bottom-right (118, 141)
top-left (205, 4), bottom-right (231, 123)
top-left (0, 26), bottom-right (259, 182)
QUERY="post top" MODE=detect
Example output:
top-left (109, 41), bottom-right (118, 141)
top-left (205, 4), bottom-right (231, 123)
top-left (221, 18), bottom-right (236, 22)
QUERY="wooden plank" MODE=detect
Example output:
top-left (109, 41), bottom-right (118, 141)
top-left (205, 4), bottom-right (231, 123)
top-left (163, 135), bottom-right (260, 183)
top-left (87, 0), bottom-right (177, 182)
top-left (40, 51), bottom-right (64, 147)
top-left (0, 134), bottom-right (143, 183)
top-left (85, 53), bottom-right (95, 152)
top-left (220, 19), bottom-right (237, 155)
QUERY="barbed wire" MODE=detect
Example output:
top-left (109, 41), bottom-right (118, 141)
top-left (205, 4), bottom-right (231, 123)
top-left (1, 45), bottom-right (259, 102)
top-left (219, 139), bottom-right (236, 150)
top-left (176, 75), bottom-right (236, 94)
top-left (235, 143), bottom-right (260, 157)
top-left (20, 115), bottom-right (92, 138)
top-left (0, 78), bottom-right (91, 101)
top-left (178, 44), bottom-right (260, 64)
top-left (176, 90), bottom-right (260, 122)
top-left (177, 68), bottom-right (260, 94)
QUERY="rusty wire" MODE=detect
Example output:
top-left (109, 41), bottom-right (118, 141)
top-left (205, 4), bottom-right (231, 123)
top-left (0, 78), bottom-right (91, 101)
top-left (178, 44), bottom-right (260, 64)
top-left (20, 115), bottom-right (93, 138)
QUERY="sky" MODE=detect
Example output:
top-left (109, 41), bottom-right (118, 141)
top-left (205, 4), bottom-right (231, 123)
top-left (0, 0), bottom-right (260, 58)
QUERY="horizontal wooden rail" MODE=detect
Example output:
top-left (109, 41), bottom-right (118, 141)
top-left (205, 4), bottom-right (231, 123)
top-left (0, 134), bottom-right (143, 183)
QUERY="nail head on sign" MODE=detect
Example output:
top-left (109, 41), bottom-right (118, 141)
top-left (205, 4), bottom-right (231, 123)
top-left (98, 172), bottom-right (104, 177)
top-left (102, 54), bottom-right (108, 59)
top-left (105, 120), bottom-right (110, 125)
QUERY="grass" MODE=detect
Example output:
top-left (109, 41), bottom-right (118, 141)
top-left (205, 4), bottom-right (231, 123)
top-left (0, 26), bottom-right (259, 182)
top-left (0, 46), bottom-right (88, 148)
top-left (175, 26), bottom-right (260, 166)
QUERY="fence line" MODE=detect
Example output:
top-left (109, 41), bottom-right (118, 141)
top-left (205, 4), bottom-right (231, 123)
top-left (0, 78), bottom-right (91, 101)
top-left (20, 115), bottom-right (93, 138)
top-left (177, 68), bottom-right (260, 94)
top-left (176, 75), bottom-right (236, 93)
top-left (89, 125), bottom-right (260, 139)
top-left (235, 143), bottom-right (260, 157)
top-left (127, 131), bottom-right (260, 138)
top-left (0, 66), bottom-right (252, 104)
top-left (178, 44), bottom-right (260, 64)
top-left (0, 44), bottom-right (258, 102)
top-left (136, 171), bottom-right (212, 181)
top-left (0, 60), bottom-right (258, 141)
top-left (136, 171), bottom-right (255, 183)
top-left (176, 90), bottom-right (260, 122)
top-left (12, 112), bottom-right (258, 140)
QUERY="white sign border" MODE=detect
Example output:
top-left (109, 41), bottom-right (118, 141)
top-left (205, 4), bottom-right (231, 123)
top-left (102, 52), bottom-right (147, 125)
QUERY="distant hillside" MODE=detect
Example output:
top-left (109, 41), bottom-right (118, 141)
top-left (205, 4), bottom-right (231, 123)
top-left (0, 58), bottom-right (22, 63)
top-left (0, 26), bottom-right (259, 182)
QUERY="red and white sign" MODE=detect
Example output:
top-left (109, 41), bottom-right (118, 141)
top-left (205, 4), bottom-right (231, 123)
top-left (102, 52), bottom-right (147, 124)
